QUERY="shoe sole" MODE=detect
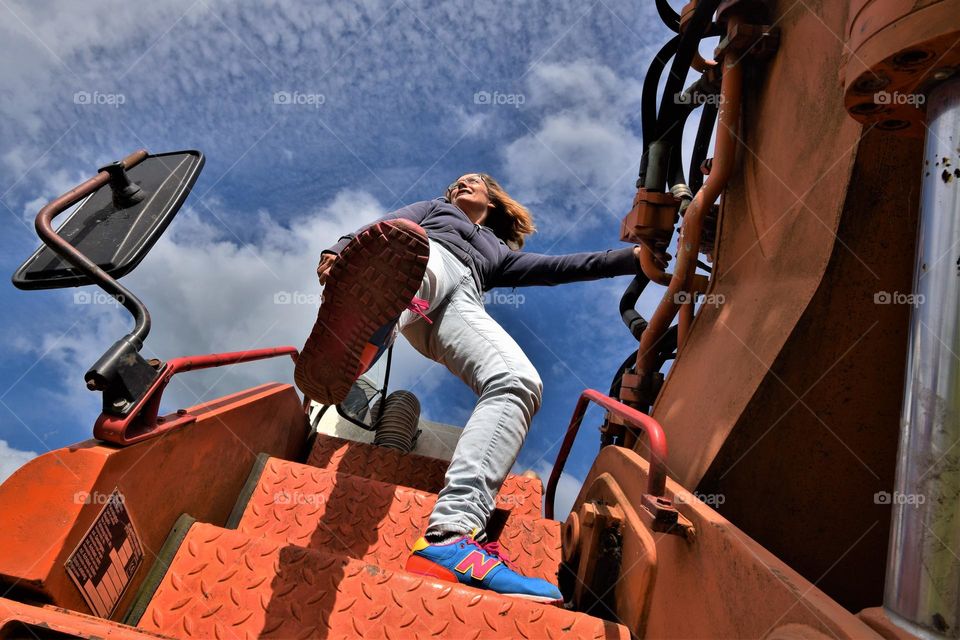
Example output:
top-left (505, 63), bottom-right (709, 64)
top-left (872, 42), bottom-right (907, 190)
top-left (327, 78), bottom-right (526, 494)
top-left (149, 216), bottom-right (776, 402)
top-left (295, 219), bottom-right (429, 405)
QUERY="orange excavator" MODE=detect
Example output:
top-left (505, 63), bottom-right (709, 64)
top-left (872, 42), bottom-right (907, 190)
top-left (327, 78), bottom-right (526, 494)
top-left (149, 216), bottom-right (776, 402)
top-left (2, 1), bottom-right (957, 638)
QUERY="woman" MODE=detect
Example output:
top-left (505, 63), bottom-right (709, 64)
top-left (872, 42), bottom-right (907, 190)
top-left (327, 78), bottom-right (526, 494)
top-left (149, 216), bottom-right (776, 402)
top-left (296, 173), bottom-right (651, 604)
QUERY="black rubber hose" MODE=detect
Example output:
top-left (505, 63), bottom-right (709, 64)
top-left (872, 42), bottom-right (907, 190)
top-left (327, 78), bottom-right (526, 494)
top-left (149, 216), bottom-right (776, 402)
top-left (688, 99), bottom-right (719, 192)
top-left (619, 273), bottom-right (651, 340)
top-left (653, 0), bottom-right (722, 146)
top-left (639, 35), bottom-right (681, 184)
top-left (656, 0), bottom-right (680, 32)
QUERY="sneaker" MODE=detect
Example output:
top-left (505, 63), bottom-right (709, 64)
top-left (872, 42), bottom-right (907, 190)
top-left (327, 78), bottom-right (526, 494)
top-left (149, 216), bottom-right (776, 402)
top-left (405, 533), bottom-right (564, 604)
top-left (295, 219), bottom-right (429, 405)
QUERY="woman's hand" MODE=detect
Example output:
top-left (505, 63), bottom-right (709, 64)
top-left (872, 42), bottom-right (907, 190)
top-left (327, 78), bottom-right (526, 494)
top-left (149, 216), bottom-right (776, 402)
top-left (317, 252), bottom-right (337, 285)
top-left (633, 245), bottom-right (671, 270)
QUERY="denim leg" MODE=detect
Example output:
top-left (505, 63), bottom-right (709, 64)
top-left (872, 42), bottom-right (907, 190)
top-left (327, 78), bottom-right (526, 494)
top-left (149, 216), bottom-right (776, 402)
top-left (419, 283), bottom-right (543, 535)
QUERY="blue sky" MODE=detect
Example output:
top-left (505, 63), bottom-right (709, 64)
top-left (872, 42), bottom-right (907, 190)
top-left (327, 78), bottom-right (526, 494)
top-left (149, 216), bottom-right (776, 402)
top-left (0, 1), bottom-right (696, 512)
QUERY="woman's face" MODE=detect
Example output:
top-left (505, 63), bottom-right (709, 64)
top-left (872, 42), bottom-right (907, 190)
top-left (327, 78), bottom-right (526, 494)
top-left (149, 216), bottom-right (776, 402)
top-left (448, 174), bottom-right (492, 212)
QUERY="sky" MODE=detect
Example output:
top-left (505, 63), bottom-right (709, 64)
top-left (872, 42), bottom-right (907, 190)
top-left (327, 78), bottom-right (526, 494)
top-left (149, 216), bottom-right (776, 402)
top-left (0, 0), bottom-right (708, 515)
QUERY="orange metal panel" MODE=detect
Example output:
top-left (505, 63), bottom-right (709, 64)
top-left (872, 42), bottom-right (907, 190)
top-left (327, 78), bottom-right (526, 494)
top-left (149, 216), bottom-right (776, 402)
top-left (646, 1), bottom-right (923, 611)
top-left (0, 597), bottom-right (169, 638)
top-left (577, 446), bottom-right (882, 638)
top-left (0, 383), bottom-right (308, 619)
top-left (139, 522), bottom-right (628, 639)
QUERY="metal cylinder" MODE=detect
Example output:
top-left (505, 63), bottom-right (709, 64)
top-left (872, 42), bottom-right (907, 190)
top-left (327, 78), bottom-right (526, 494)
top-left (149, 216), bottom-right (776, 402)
top-left (885, 77), bottom-right (960, 638)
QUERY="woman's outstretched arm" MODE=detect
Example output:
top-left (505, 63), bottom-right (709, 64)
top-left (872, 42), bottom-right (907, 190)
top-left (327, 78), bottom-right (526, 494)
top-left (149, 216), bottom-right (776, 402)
top-left (491, 245), bottom-right (641, 288)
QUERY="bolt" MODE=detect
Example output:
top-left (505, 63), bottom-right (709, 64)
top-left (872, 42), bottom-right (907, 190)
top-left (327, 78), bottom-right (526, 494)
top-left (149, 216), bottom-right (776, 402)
top-left (934, 68), bottom-right (956, 81)
top-left (112, 398), bottom-right (126, 409)
top-left (176, 409), bottom-right (188, 416)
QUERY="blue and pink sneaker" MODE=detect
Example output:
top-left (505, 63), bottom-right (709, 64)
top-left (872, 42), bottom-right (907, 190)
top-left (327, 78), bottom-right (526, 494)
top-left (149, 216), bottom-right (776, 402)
top-left (405, 533), bottom-right (564, 604)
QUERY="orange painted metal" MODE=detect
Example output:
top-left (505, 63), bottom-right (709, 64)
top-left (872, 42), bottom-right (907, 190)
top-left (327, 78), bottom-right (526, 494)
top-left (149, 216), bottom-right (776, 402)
top-left (235, 456), bottom-right (560, 581)
top-left (843, 0), bottom-right (960, 135)
top-left (570, 445), bottom-right (883, 638)
top-left (0, 383), bottom-right (307, 619)
top-left (138, 522), bottom-right (628, 639)
top-left (0, 597), bottom-right (169, 638)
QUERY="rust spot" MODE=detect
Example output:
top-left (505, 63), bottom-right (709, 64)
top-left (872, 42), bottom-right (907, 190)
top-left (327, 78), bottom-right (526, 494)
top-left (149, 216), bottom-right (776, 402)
top-left (942, 169), bottom-right (953, 183)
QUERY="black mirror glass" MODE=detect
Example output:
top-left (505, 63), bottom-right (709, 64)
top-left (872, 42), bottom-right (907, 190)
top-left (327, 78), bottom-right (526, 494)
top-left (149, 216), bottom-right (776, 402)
top-left (12, 150), bottom-right (204, 290)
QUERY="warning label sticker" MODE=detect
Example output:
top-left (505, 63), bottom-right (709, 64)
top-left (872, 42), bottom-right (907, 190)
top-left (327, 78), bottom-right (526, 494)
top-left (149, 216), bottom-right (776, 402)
top-left (65, 488), bottom-right (143, 618)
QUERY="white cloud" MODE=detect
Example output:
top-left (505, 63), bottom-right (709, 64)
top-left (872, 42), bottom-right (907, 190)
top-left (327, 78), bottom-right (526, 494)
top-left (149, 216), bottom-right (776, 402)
top-left (502, 61), bottom-right (644, 232)
top-left (0, 440), bottom-right (37, 484)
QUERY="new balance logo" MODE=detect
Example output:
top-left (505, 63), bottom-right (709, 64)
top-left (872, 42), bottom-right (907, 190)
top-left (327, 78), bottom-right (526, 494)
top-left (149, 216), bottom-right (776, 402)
top-left (454, 551), bottom-right (501, 580)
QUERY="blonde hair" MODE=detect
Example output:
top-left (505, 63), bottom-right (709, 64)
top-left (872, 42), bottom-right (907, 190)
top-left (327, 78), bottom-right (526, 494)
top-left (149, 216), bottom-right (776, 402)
top-left (446, 174), bottom-right (536, 249)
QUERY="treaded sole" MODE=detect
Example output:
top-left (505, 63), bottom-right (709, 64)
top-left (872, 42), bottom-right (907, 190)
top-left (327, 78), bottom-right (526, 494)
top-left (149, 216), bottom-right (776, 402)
top-left (295, 219), bottom-right (429, 405)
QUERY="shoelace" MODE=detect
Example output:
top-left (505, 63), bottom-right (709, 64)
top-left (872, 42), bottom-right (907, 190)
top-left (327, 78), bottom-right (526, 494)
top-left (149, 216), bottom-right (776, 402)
top-left (478, 541), bottom-right (516, 570)
top-left (406, 296), bottom-right (432, 324)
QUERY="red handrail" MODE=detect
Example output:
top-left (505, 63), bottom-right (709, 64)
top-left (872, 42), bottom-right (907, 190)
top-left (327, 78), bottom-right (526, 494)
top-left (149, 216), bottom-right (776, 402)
top-left (544, 389), bottom-right (669, 519)
top-left (94, 346), bottom-right (299, 445)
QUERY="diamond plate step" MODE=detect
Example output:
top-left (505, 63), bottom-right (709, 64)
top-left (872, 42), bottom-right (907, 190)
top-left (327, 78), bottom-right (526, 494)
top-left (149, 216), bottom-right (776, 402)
top-left (138, 522), bottom-right (628, 639)
top-left (233, 456), bottom-right (562, 582)
top-left (306, 432), bottom-right (544, 515)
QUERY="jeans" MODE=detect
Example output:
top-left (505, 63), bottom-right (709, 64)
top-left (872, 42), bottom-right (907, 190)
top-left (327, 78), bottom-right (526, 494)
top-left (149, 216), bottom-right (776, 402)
top-left (399, 240), bottom-right (543, 535)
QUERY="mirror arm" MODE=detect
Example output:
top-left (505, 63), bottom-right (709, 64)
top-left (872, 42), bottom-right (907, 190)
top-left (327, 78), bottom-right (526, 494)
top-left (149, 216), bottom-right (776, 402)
top-left (33, 149), bottom-right (161, 413)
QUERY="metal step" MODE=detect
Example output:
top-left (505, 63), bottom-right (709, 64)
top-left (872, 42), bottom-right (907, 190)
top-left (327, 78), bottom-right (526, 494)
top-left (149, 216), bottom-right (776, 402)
top-left (232, 456), bottom-right (562, 582)
top-left (137, 522), bottom-right (628, 639)
top-left (306, 432), bottom-right (543, 514)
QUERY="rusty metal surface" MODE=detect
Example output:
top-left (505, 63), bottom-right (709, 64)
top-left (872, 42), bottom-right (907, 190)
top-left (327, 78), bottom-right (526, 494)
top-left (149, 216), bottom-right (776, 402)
top-left (0, 597), bottom-right (171, 638)
top-left (0, 383), bottom-right (308, 618)
top-left (139, 523), bottom-right (627, 639)
top-left (577, 446), bottom-right (882, 638)
top-left (236, 457), bottom-right (559, 581)
top-left (648, 1), bottom-right (922, 611)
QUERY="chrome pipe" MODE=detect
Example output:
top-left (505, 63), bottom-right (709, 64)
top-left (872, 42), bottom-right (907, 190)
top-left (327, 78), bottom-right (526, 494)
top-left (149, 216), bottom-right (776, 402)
top-left (885, 77), bottom-right (960, 639)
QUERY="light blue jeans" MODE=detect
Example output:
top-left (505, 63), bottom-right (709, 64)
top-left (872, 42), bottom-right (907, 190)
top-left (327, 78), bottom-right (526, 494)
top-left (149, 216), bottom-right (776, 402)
top-left (399, 240), bottom-right (543, 535)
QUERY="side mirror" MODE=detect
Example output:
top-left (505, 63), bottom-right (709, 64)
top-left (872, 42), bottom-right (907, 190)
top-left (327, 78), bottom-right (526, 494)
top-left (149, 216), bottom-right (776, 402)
top-left (12, 150), bottom-right (204, 289)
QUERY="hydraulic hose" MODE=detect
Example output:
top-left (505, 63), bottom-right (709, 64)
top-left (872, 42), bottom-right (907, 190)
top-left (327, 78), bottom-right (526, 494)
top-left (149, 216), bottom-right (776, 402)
top-left (619, 273), bottom-right (651, 340)
top-left (689, 99), bottom-right (719, 192)
top-left (645, 0), bottom-right (722, 192)
top-left (656, 0), bottom-right (680, 32)
top-left (637, 18), bottom-right (744, 375)
top-left (640, 35), bottom-right (681, 185)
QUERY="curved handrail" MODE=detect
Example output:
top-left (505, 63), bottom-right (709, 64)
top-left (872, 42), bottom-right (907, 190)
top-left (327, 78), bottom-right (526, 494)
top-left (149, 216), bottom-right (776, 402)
top-left (94, 346), bottom-right (300, 445)
top-left (545, 389), bottom-right (669, 520)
